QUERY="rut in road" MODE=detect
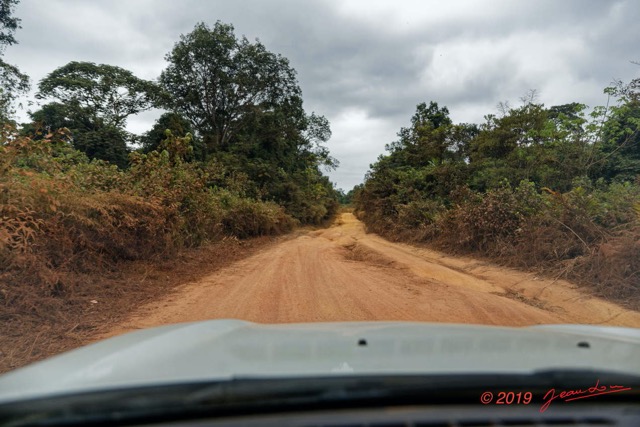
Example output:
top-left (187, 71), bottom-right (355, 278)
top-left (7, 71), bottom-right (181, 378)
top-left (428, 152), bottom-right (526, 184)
top-left (103, 213), bottom-right (640, 337)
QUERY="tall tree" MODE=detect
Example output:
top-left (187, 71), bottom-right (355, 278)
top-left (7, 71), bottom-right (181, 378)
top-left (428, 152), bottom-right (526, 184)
top-left (34, 62), bottom-right (162, 167)
top-left (160, 21), bottom-right (302, 153)
top-left (157, 21), bottom-right (338, 223)
top-left (0, 0), bottom-right (29, 123)
top-left (0, 0), bottom-right (20, 49)
top-left (37, 61), bottom-right (162, 128)
top-left (389, 101), bottom-right (454, 166)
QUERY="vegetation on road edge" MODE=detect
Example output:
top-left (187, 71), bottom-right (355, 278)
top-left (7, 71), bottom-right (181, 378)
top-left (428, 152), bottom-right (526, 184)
top-left (354, 82), bottom-right (640, 308)
top-left (0, 4), bottom-right (340, 366)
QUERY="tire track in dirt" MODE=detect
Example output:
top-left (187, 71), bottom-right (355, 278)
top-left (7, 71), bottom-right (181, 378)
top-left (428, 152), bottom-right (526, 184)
top-left (101, 213), bottom-right (640, 338)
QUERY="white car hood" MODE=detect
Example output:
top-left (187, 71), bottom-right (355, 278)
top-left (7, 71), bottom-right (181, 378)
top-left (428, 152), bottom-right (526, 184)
top-left (0, 320), bottom-right (639, 404)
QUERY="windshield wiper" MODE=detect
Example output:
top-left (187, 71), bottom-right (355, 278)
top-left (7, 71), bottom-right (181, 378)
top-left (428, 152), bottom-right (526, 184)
top-left (1, 369), bottom-right (639, 426)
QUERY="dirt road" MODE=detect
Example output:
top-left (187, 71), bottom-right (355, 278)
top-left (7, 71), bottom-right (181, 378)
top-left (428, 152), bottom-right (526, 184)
top-left (103, 213), bottom-right (640, 337)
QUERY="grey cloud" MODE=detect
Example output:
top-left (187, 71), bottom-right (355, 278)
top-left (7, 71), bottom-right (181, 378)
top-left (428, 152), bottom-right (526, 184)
top-left (4, 0), bottom-right (639, 190)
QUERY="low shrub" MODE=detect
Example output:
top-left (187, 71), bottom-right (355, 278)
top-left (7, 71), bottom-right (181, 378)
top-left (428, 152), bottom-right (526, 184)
top-left (220, 193), bottom-right (296, 238)
top-left (0, 130), bottom-right (298, 298)
top-left (437, 180), bottom-right (543, 253)
top-left (358, 176), bottom-right (640, 308)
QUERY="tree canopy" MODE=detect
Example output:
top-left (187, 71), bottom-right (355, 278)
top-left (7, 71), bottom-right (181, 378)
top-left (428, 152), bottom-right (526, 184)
top-left (18, 19), bottom-right (339, 223)
top-left (0, 0), bottom-right (29, 123)
top-left (160, 21), bottom-right (302, 152)
top-left (28, 62), bottom-right (163, 167)
top-left (0, 0), bottom-right (20, 50)
top-left (37, 61), bottom-right (162, 128)
top-left (356, 78), bottom-right (640, 238)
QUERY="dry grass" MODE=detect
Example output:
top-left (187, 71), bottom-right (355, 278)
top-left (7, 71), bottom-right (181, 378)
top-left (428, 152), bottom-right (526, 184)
top-left (0, 130), bottom-right (300, 374)
top-left (356, 184), bottom-right (640, 311)
top-left (0, 235), bottom-right (279, 374)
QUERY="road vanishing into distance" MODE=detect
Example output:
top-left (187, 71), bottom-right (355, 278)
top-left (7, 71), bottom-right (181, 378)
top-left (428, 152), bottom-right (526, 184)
top-left (103, 212), bottom-right (640, 338)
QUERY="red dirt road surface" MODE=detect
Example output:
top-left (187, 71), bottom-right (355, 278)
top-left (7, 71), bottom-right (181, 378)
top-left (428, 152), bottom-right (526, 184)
top-left (102, 213), bottom-right (640, 338)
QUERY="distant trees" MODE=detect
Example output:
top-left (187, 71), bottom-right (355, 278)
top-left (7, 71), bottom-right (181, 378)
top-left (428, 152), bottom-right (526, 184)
top-left (354, 83), bottom-right (640, 304)
top-left (337, 186), bottom-right (360, 205)
top-left (357, 79), bottom-right (640, 235)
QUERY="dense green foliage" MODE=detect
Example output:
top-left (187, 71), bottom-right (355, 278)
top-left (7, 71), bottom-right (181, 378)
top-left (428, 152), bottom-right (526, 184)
top-left (1, 10), bottom-right (339, 297)
top-left (141, 112), bottom-right (195, 154)
top-left (37, 61), bottom-right (162, 128)
top-left (0, 128), bottom-right (296, 274)
top-left (159, 22), bottom-right (301, 151)
top-left (12, 20), bottom-right (338, 227)
top-left (154, 21), bottom-right (339, 223)
top-left (355, 80), bottom-right (640, 302)
top-left (24, 62), bottom-right (163, 167)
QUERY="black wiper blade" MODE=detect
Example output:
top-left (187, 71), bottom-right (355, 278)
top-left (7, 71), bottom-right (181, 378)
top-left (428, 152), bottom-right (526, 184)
top-left (185, 369), bottom-right (640, 406)
top-left (1, 370), bottom-right (639, 426)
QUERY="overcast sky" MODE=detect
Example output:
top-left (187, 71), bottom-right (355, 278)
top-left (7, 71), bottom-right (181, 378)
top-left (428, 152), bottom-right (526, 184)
top-left (4, 0), bottom-right (639, 190)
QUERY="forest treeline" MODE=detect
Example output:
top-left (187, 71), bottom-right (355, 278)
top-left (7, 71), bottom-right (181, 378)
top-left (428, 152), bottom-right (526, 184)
top-left (0, 2), bottom-right (338, 314)
top-left (353, 81), bottom-right (640, 306)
